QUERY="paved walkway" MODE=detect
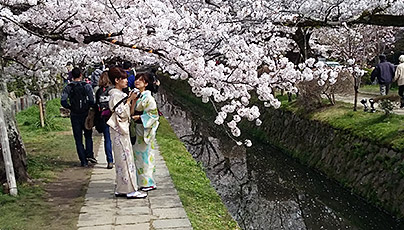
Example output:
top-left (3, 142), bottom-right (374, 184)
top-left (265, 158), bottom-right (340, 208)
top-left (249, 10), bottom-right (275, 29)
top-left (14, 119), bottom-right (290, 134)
top-left (335, 91), bottom-right (404, 115)
top-left (77, 140), bottom-right (193, 230)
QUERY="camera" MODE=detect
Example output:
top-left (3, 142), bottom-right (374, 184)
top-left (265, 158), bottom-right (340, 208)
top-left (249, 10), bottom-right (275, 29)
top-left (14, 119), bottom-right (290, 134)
top-left (130, 88), bottom-right (140, 97)
top-left (131, 88), bottom-right (140, 93)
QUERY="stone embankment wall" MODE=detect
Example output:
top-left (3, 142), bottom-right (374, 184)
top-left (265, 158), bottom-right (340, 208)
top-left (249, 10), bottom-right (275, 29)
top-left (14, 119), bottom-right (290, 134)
top-left (258, 108), bottom-right (404, 217)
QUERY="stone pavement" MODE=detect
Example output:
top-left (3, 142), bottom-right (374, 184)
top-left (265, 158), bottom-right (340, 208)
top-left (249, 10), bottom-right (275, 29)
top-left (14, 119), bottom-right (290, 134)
top-left (77, 140), bottom-right (193, 230)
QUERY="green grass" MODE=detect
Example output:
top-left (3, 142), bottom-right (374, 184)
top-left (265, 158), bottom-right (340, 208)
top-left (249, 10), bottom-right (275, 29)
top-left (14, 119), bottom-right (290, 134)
top-left (311, 102), bottom-right (404, 151)
top-left (272, 90), bottom-right (404, 152)
top-left (0, 98), bottom-right (96, 230)
top-left (15, 99), bottom-right (79, 180)
top-left (0, 184), bottom-right (51, 230)
top-left (16, 99), bottom-right (71, 133)
top-left (157, 117), bottom-right (240, 230)
top-left (360, 84), bottom-right (398, 94)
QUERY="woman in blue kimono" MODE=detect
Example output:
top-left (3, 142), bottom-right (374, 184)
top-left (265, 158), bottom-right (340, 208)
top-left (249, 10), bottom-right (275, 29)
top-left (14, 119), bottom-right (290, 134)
top-left (131, 71), bottom-right (159, 191)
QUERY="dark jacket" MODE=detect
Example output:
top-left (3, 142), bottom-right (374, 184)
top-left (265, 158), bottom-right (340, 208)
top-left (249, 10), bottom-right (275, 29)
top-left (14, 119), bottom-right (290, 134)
top-left (371, 60), bottom-right (395, 84)
top-left (126, 70), bottom-right (135, 89)
top-left (61, 81), bottom-right (95, 116)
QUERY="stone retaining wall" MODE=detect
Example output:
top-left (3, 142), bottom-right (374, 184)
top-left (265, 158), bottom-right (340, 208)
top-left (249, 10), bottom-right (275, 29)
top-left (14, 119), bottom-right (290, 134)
top-left (258, 108), bottom-right (404, 217)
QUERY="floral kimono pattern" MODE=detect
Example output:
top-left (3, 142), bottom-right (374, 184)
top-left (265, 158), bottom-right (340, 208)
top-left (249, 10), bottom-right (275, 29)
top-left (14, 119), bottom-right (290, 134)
top-left (107, 89), bottom-right (138, 193)
top-left (133, 90), bottom-right (159, 188)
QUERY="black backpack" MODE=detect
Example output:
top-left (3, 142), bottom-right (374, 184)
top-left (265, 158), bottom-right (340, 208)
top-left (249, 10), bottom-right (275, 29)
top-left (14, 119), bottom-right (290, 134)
top-left (97, 86), bottom-right (113, 111)
top-left (95, 86), bottom-right (114, 120)
top-left (69, 82), bottom-right (90, 114)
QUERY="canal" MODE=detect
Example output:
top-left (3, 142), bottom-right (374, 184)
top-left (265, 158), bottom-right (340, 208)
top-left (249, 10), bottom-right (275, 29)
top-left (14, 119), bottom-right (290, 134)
top-left (156, 91), bottom-right (403, 230)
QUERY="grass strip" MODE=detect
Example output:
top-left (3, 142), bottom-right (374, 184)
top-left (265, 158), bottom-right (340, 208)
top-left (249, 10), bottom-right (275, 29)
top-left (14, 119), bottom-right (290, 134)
top-left (1, 98), bottom-right (99, 230)
top-left (157, 116), bottom-right (240, 230)
top-left (311, 102), bottom-right (404, 151)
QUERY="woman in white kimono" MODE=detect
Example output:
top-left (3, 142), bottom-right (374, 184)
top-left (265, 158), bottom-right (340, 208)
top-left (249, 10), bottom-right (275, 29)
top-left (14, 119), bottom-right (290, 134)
top-left (131, 72), bottom-right (159, 191)
top-left (106, 67), bottom-right (147, 199)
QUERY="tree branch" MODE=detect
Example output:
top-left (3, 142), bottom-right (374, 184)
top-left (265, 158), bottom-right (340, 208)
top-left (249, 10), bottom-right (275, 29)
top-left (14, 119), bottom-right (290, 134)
top-left (50, 11), bottom-right (78, 34)
top-left (4, 17), bottom-right (124, 44)
top-left (283, 13), bottom-right (404, 27)
top-left (108, 0), bottom-right (122, 19)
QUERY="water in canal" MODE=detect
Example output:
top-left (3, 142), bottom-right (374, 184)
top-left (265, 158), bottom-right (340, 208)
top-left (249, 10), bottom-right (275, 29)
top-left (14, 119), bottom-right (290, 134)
top-left (156, 92), bottom-right (403, 230)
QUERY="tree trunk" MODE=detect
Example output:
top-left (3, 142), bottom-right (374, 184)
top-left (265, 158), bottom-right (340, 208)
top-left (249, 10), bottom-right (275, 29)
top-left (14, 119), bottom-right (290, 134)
top-left (0, 83), bottom-right (29, 184)
top-left (292, 27), bottom-right (314, 62)
top-left (353, 76), bottom-right (360, 111)
top-left (0, 99), bottom-right (18, 195)
top-left (354, 86), bottom-right (358, 111)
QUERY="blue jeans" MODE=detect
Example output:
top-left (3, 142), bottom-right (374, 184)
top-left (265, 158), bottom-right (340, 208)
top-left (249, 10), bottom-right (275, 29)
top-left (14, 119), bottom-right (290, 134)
top-left (70, 114), bottom-right (93, 166)
top-left (101, 119), bottom-right (113, 163)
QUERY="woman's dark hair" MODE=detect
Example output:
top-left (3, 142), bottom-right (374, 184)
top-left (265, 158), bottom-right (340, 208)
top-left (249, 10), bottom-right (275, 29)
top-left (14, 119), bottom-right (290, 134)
top-left (108, 67), bottom-right (127, 85)
top-left (136, 71), bottom-right (158, 93)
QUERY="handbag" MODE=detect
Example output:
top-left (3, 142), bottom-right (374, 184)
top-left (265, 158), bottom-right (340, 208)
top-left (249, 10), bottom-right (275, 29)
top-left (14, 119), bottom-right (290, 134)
top-left (84, 107), bottom-right (96, 130)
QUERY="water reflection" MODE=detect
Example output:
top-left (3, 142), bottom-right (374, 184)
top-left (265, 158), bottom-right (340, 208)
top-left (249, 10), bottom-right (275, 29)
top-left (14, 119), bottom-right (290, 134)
top-left (156, 92), bottom-right (402, 230)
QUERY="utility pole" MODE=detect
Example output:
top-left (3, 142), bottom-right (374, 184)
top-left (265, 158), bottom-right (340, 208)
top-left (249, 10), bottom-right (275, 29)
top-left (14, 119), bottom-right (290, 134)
top-left (0, 100), bottom-right (18, 196)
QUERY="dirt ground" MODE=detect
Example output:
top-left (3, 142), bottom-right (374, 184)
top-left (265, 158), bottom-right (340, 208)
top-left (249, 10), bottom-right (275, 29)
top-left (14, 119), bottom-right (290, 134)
top-left (42, 135), bottom-right (101, 230)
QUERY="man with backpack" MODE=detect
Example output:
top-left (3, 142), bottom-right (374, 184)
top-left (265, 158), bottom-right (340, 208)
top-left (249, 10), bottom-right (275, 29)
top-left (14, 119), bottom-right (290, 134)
top-left (61, 67), bottom-right (97, 167)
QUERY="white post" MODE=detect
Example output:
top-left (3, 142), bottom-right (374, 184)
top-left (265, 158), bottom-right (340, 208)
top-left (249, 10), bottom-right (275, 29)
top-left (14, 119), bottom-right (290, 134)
top-left (0, 100), bottom-right (18, 196)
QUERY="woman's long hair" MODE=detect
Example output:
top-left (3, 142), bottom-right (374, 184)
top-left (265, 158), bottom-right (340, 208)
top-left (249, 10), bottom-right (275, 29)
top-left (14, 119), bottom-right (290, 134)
top-left (98, 71), bottom-right (112, 88)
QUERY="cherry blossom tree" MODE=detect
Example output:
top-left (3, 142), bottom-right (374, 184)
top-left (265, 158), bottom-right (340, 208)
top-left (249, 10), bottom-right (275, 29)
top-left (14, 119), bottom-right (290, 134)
top-left (311, 25), bottom-right (396, 110)
top-left (1, 0), bottom-right (404, 182)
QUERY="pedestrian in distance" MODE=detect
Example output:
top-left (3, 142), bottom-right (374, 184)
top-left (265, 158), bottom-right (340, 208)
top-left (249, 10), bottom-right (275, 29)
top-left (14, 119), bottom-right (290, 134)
top-left (61, 67), bottom-right (97, 167)
top-left (393, 55), bottom-right (404, 108)
top-left (131, 71), bottom-right (160, 192)
top-left (91, 60), bottom-right (105, 92)
top-left (371, 54), bottom-right (395, 95)
top-left (106, 67), bottom-right (147, 199)
top-left (63, 62), bottom-right (73, 86)
top-left (95, 71), bottom-right (114, 169)
top-left (123, 61), bottom-right (136, 90)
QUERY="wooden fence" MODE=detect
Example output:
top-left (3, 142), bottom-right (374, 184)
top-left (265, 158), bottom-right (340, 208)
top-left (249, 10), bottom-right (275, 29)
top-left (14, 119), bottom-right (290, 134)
top-left (10, 92), bottom-right (60, 114)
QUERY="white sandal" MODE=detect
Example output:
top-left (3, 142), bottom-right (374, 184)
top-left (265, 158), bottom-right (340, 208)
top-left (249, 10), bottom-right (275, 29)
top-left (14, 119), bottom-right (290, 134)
top-left (126, 191), bottom-right (147, 199)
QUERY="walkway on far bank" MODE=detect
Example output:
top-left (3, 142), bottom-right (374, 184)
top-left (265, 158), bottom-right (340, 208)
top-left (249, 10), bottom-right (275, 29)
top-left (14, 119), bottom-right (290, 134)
top-left (76, 140), bottom-right (193, 230)
top-left (335, 91), bottom-right (404, 115)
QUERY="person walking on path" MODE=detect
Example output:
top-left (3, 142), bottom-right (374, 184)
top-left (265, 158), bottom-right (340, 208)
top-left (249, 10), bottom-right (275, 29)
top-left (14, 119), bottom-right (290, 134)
top-left (371, 54), bottom-right (395, 95)
top-left (132, 72), bottom-right (160, 191)
top-left (106, 67), bottom-right (147, 199)
top-left (394, 55), bottom-right (404, 108)
top-left (61, 67), bottom-right (97, 167)
top-left (95, 72), bottom-right (114, 169)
